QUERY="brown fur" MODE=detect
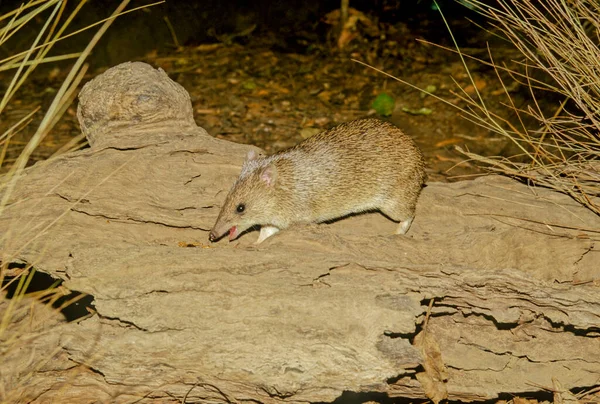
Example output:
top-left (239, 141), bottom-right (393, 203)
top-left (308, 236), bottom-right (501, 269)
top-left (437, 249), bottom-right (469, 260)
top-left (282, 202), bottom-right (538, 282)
top-left (209, 118), bottom-right (426, 243)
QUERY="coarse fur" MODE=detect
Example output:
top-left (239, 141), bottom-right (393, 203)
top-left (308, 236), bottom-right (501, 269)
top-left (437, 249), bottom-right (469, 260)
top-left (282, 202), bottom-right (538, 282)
top-left (209, 118), bottom-right (426, 243)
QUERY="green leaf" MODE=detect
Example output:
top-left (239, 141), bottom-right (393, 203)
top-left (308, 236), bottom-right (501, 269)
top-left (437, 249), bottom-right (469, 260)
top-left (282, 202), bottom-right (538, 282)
top-left (371, 93), bottom-right (395, 116)
top-left (242, 80), bottom-right (257, 90)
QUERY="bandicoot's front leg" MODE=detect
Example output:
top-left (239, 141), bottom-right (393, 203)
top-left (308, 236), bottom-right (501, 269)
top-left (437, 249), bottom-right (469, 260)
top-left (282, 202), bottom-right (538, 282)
top-left (255, 225), bottom-right (280, 244)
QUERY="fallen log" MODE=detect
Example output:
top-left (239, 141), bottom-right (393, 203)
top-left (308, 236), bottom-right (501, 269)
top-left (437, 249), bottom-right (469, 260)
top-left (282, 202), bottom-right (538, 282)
top-left (1, 62), bottom-right (598, 403)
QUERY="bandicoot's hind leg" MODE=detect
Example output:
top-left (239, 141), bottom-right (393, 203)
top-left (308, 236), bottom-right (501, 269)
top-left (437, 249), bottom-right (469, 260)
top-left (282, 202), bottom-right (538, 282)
top-left (380, 178), bottom-right (423, 235)
top-left (396, 216), bottom-right (414, 234)
top-left (379, 199), bottom-right (417, 235)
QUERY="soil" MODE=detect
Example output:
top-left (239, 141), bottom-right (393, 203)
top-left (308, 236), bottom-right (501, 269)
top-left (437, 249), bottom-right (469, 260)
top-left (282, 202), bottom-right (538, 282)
top-left (0, 9), bottom-right (528, 182)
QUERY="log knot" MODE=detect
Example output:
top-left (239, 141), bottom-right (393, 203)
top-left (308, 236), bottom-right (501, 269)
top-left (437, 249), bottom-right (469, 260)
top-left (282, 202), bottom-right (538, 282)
top-left (77, 62), bottom-right (196, 147)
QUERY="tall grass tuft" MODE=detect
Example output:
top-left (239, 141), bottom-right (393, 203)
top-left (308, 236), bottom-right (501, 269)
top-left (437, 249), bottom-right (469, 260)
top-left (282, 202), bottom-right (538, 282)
top-left (356, 0), bottom-right (600, 215)
top-left (454, 0), bottom-right (600, 215)
top-left (0, 1), bottom-right (162, 401)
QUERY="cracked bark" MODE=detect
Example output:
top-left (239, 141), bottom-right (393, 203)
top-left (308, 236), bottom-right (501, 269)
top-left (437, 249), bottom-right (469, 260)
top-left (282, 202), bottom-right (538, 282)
top-left (1, 62), bottom-right (599, 403)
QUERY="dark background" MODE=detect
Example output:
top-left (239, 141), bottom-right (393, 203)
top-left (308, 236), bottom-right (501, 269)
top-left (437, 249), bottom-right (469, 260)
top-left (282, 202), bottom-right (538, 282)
top-left (0, 0), bottom-right (488, 68)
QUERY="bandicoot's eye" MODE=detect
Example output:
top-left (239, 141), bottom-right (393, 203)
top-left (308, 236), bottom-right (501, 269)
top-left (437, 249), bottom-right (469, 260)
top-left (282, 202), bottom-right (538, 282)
top-left (236, 203), bottom-right (245, 213)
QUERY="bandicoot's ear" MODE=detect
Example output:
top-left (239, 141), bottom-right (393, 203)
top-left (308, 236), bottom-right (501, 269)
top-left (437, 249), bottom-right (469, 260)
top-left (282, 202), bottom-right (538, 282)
top-left (260, 164), bottom-right (277, 187)
top-left (246, 150), bottom-right (258, 161)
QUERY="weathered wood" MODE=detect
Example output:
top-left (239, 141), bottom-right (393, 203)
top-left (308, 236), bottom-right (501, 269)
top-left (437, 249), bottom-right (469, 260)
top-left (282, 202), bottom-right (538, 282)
top-left (1, 62), bottom-right (599, 403)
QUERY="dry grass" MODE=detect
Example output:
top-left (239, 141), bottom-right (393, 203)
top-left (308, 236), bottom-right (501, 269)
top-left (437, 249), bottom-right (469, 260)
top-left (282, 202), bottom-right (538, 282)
top-left (357, 0), bottom-right (600, 215)
top-left (0, 0), bottom-right (132, 281)
top-left (453, 0), bottom-right (600, 215)
top-left (0, 1), bottom-right (163, 401)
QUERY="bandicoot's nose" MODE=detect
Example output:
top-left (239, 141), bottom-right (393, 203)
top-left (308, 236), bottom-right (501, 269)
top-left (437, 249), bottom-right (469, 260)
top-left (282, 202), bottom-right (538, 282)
top-left (208, 230), bottom-right (218, 242)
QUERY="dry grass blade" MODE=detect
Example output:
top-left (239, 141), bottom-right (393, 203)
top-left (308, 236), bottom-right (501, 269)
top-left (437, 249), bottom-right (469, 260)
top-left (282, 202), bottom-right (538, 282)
top-left (0, 0), bottom-right (63, 114)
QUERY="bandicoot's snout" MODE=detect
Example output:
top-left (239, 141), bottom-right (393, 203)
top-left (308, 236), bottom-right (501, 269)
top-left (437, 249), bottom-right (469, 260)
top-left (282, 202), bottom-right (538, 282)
top-left (209, 225), bottom-right (240, 242)
top-left (209, 219), bottom-right (229, 242)
top-left (208, 224), bottom-right (238, 242)
top-left (208, 230), bottom-right (219, 242)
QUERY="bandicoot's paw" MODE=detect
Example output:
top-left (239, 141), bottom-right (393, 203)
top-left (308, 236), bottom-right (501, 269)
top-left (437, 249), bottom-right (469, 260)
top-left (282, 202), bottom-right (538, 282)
top-left (255, 226), bottom-right (280, 244)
